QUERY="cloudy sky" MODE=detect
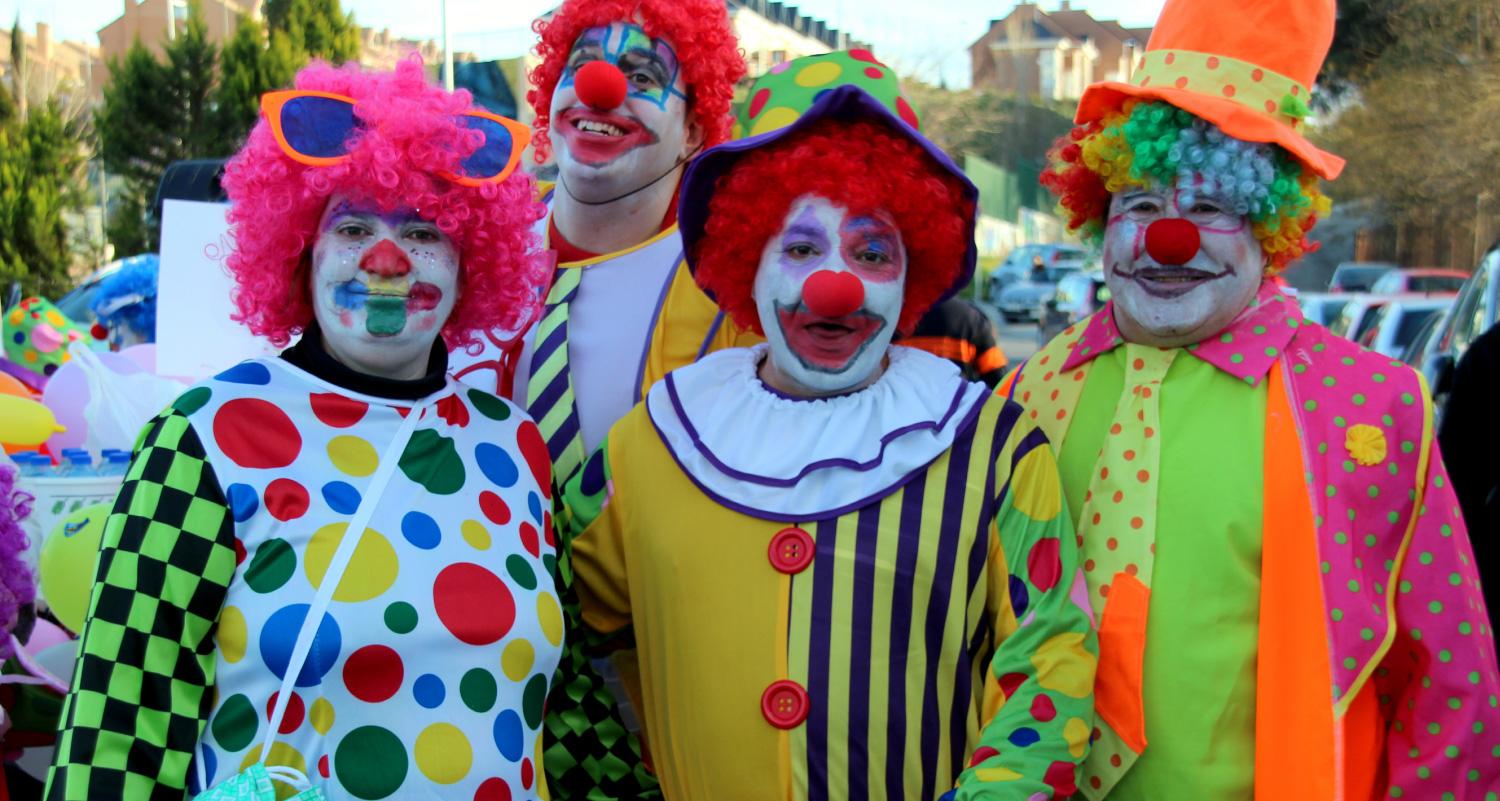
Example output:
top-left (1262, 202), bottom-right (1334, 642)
top-left (3, 0), bottom-right (1165, 86)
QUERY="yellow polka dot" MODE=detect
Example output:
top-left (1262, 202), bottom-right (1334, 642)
top-left (1064, 716), bottom-right (1091, 758)
top-left (309, 697), bottom-right (335, 735)
top-left (1012, 447), bottom-right (1063, 521)
top-left (239, 742), bottom-right (307, 791)
top-left (305, 523), bottom-right (399, 602)
top-left (6, 309), bottom-right (21, 326)
top-left (793, 60), bottom-right (843, 87)
top-left (327, 435), bottom-right (378, 477)
top-left (502, 639), bottom-right (536, 682)
top-left (23, 351), bottom-right (37, 363)
top-left (45, 310), bottom-right (65, 327)
top-left (1032, 631), bottom-right (1097, 699)
top-left (535, 732), bottom-right (550, 800)
top-left (537, 592), bottom-right (563, 646)
top-left (749, 106), bottom-right (801, 137)
top-left (973, 767), bottom-right (1022, 782)
top-left (60, 351), bottom-right (70, 363)
top-left (462, 519), bottom-right (491, 550)
top-left (414, 722), bottom-right (473, 784)
top-left (217, 605), bottom-right (247, 663)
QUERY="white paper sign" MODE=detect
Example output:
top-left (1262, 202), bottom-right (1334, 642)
top-left (157, 199), bottom-right (284, 378)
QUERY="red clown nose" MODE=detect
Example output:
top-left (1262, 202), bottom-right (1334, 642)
top-left (360, 239), bottom-right (412, 276)
top-left (1144, 218), bottom-right (1201, 266)
top-left (802, 270), bottom-right (865, 318)
top-left (574, 61), bottom-right (629, 110)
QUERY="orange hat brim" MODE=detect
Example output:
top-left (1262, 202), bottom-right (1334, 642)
top-left (1077, 81), bottom-right (1345, 181)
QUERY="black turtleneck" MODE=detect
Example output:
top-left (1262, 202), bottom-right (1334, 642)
top-left (279, 322), bottom-right (448, 400)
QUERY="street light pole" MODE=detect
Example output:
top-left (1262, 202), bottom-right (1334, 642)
top-left (441, 0), bottom-right (454, 91)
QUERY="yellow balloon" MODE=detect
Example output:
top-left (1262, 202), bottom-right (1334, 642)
top-left (0, 395), bottom-right (65, 448)
top-left (39, 502), bottom-right (110, 634)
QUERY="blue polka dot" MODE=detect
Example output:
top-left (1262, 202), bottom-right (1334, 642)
top-left (226, 483), bottom-right (259, 523)
top-left (10, 332), bottom-right (23, 345)
top-left (527, 492), bottom-right (543, 525)
top-left (214, 361), bottom-right (271, 385)
top-left (1008, 727), bottom-right (1041, 747)
top-left (1008, 574), bottom-right (1030, 618)
top-left (493, 709), bottom-right (524, 761)
top-left (259, 604), bottom-right (341, 687)
top-left (187, 745), bottom-right (217, 794)
top-left (322, 481), bottom-right (360, 515)
top-left (413, 673), bottom-right (445, 709)
top-left (474, 443), bottom-right (519, 488)
top-left (401, 511), bottom-right (441, 550)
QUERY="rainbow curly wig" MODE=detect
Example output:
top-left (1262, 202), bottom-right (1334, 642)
top-left (529, 0), bottom-right (746, 163)
top-left (222, 57), bottom-right (548, 351)
top-left (1041, 100), bottom-right (1331, 273)
top-left (693, 119), bottom-right (973, 336)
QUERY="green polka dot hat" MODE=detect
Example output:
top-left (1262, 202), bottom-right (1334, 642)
top-left (733, 50), bottom-right (922, 140)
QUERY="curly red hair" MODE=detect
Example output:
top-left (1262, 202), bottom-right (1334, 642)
top-left (693, 119), bottom-right (973, 336)
top-left (221, 57), bottom-right (548, 351)
top-left (528, 0), bottom-right (745, 162)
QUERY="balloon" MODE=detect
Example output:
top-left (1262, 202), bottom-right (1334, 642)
top-left (41, 351), bottom-right (144, 453)
top-left (0, 372), bottom-right (31, 399)
top-left (38, 502), bottom-right (110, 634)
top-left (118, 343), bottom-right (156, 374)
top-left (0, 395), bottom-right (66, 448)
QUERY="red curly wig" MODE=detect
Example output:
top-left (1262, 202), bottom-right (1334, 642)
top-left (529, 0), bottom-right (745, 162)
top-left (693, 119), bottom-right (973, 336)
top-left (221, 57), bottom-right (549, 351)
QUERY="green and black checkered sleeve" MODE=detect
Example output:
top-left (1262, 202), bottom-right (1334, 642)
top-left (45, 408), bottom-right (238, 801)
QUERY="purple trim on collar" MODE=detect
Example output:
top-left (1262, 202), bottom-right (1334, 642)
top-left (1060, 281), bottom-right (1303, 386)
top-left (659, 368), bottom-right (980, 488)
top-left (646, 386), bottom-right (990, 522)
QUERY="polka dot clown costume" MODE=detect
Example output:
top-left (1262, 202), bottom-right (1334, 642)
top-left (3, 297), bottom-right (101, 380)
top-left (1000, 0), bottom-right (1500, 798)
top-left (46, 61), bottom-right (566, 801)
top-left (560, 61), bottom-right (1098, 801)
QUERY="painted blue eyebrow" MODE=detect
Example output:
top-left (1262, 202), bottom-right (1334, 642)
top-left (782, 223), bottom-right (830, 242)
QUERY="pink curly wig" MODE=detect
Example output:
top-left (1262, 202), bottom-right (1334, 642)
top-left (528, 0), bottom-right (746, 163)
top-left (0, 466), bottom-right (35, 659)
top-left (693, 119), bottom-right (973, 337)
top-left (222, 57), bottom-right (549, 350)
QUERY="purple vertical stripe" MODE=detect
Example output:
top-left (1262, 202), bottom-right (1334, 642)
top-left (696, 310), bottom-right (726, 361)
top-left (846, 502), bottom-right (881, 799)
top-left (805, 516), bottom-right (838, 801)
top-left (884, 476), bottom-right (926, 799)
top-left (917, 418), bottom-right (977, 801)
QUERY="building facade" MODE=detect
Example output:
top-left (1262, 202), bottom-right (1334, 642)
top-left (970, 1), bottom-right (1150, 102)
top-left (0, 22), bottom-right (105, 105)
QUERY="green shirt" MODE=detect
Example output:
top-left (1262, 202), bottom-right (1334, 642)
top-left (1058, 348), bottom-right (1265, 800)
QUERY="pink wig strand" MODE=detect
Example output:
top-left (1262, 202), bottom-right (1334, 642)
top-left (0, 466), bottom-right (36, 660)
top-left (221, 57), bottom-right (550, 351)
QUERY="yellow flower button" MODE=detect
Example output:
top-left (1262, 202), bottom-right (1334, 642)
top-left (1346, 424), bottom-right (1387, 467)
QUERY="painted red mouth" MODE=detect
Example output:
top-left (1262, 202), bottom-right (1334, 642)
top-left (406, 282), bottom-right (442, 311)
top-left (557, 107), bottom-right (656, 166)
top-left (1113, 264), bottom-right (1229, 299)
top-left (776, 306), bottom-right (885, 371)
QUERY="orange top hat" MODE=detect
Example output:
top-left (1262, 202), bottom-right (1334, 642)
top-left (1075, 0), bottom-right (1345, 179)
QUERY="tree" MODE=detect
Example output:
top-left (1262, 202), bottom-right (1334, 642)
top-left (263, 0), bottom-right (360, 65)
top-left (214, 14), bottom-right (299, 147)
top-left (96, 2), bottom-right (222, 253)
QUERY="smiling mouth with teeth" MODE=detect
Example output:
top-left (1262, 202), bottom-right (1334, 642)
top-left (1114, 264), bottom-right (1231, 298)
top-left (573, 119), bottom-right (625, 137)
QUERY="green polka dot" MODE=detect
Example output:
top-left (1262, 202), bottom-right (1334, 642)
top-left (1400, 580), bottom-right (1413, 593)
top-left (1418, 766), bottom-right (1431, 779)
top-left (1470, 671), bottom-right (1482, 685)
top-left (1331, 608), bottom-right (1344, 621)
top-left (1368, 485), bottom-right (1380, 498)
top-left (1318, 442), bottom-right (1329, 454)
top-left (506, 554), bottom-right (538, 590)
top-left (1382, 414), bottom-right (1395, 426)
top-left (1401, 392), bottom-right (1415, 405)
top-left (1342, 460), bottom-right (1356, 473)
top-left (334, 726), bottom-right (409, 800)
top-left (1293, 363), bottom-right (1309, 373)
top-left (1342, 356), bottom-right (1356, 366)
top-left (172, 386), bottom-right (213, 415)
top-left (1388, 463), bottom-right (1400, 476)
top-left (1450, 572), bottom-right (1464, 586)
top-left (1420, 551), bottom-right (1435, 565)
top-left (468, 389), bottom-right (512, 421)
top-left (459, 668), bottom-right (499, 714)
top-left (1412, 628), bottom-right (1424, 640)
top-left (1430, 600), bottom-right (1444, 614)
top-left (1321, 561), bottom-right (1332, 574)
top-left (1390, 787), bottom-right (1403, 798)
top-left (244, 538), bottom-right (296, 594)
top-left (1461, 621), bottom-right (1474, 635)
top-left (1449, 696), bottom-right (1464, 710)
top-left (1323, 376), bottom-right (1337, 387)
top-left (210, 693), bottom-right (259, 752)
top-left (1230, 353), bottom-right (1246, 364)
top-left (1335, 531), bottom-right (1349, 544)
top-left (1305, 400), bottom-right (1319, 412)
top-left (1253, 325), bottom-right (1267, 335)
top-left (1353, 393), bottom-right (1367, 406)
top-left (398, 429), bottom-right (467, 495)
top-left (1364, 534), bottom-right (1377, 547)
top-left (1401, 441), bottom-right (1415, 454)
top-left (384, 601), bottom-right (417, 634)
top-left (1343, 657), bottom-right (1358, 670)
top-left (1439, 649), bottom-right (1453, 663)
top-left (1335, 415), bottom-right (1348, 428)
top-left (1428, 722), bottom-right (1442, 735)
top-left (523, 673), bottom-right (549, 729)
top-left (1446, 745), bottom-right (1460, 758)
top-left (1313, 343), bottom-right (1327, 352)
top-left (1441, 524), bottom-right (1454, 537)
top-left (1360, 627), bottom-right (1374, 640)
top-left (1326, 485), bottom-right (1337, 498)
top-left (1388, 512), bottom-right (1400, 524)
top-left (1264, 346), bottom-right (1278, 357)
top-left (1372, 372), bottom-right (1386, 383)
top-left (1221, 333), bottom-right (1235, 343)
top-left (1348, 580), bottom-right (1360, 592)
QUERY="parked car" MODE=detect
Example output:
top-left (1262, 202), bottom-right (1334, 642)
top-left (1369, 267), bottom-right (1467, 296)
top-left (1038, 270), bottom-right (1108, 344)
top-left (986, 243), bottom-right (1088, 301)
top-left (1328, 261), bottom-right (1398, 293)
top-left (1399, 305), bottom-right (1446, 366)
top-left (1297, 292), bottom-right (1352, 327)
top-left (1355, 297), bottom-right (1453, 359)
top-left (1412, 244), bottom-right (1500, 419)
top-left (1328, 294), bottom-right (1391, 342)
top-left (995, 262), bottom-right (1086, 323)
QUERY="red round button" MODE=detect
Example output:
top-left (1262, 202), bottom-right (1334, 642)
top-left (761, 679), bottom-right (809, 729)
top-left (768, 527), bottom-right (815, 574)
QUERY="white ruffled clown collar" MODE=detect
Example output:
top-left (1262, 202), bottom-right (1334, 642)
top-left (646, 343), bottom-right (990, 521)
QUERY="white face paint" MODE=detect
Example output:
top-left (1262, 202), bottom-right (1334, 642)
top-left (754, 195), bottom-right (907, 396)
top-left (308, 193), bottom-right (461, 381)
top-left (550, 22), bottom-right (699, 202)
top-left (1103, 183), bottom-right (1264, 348)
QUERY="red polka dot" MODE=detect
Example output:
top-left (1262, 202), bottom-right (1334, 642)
top-left (265, 691), bottom-right (305, 734)
top-left (1140, 76), bottom-right (1150, 87)
top-left (896, 96), bottom-right (920, 129)
top-left (1106, 538), bottom-right (1118, 550)
top-left (998, 672), bottom-right (1027, 697)
top-left (1222, 84), bottom-right (1237, 98)
top-left (1101, 467), bottom-right (1110, 480)
top-left (1023, 391), bottom-right (1032, 402)
top-left (1044, 760), bottom-right (1078, 795)
top-left (318, 754), bottom-right (330, 778)
top-left (864, 66), bottom-right (884, 79)
top-left (1206, 56), bottom-right (1220, 69)
top-left (1039, 355), bottom-right (1051, 366)
top-left (474, 777), bottom-right (512, 801)
top-left (1130, 517), bottom-right (1144, 529)
top-left (1291, 85), bottom-right (1300, 95)
top-left (1100, 584), bottom-right (1110, 597)
top-left (480, 491), bottom-right (512, 525)
top-left (1091, 513), bottom-right (1102, 525)
top-left (1043, 371), bottom-right (1056, 382)
top-left (1144, 427), bottom-right (1155, 438)
top-left (1084, 559), bottom-right (1096, 571)
top-left (1165, 52), bottom-right (1176, 65)
top-left (1112, 491), bottom-right (1123, 504)
top-left (1265, 100), bottom-right (1278, 113)
top-left (1174, 77), bottom-right (1189, 89)
top-left (1110, 423), bottom-right (1122, 435)
top-left (1252, 68), bottom-right (1265, 82)
top-left (1055, 409), bottom-right (1067, 421)
top-left (1091, 776), bottom-right (1103, 789)
top-left (309, 393), bottom-right (368, 428)
top-left (969, 746), bottom-right (1000, 767)
top-left (849, 48), bottom-right (880, 64)
top-left (234, 538), bottom-right (248, 566)
top-left (519, 522), bottom-right (541, 558)
top-left (521, 758), bottom-right (534, 790)
top-left (1133, 358), bottom-right (1145, 370)
top-left (1110, 754), bottom-right (1123, 767)
top-left (516, 422), bottom-right (552, 500)
top-left (264, 478), bottom-right (309, 521)
top-left (1031, 693), bottom-right (1057, 722)
top-left (1050, 389), bottom-right (1060, 401)
top-left (1125, 564), bottom-right (1139, 576)
top-left (1123, 449), bottom-right (1136, 461)
top-left (1138, 470), bottom-right (1150, 483)
top-left (434, 563), bottom-right (516, 646)
top-left (1141, 388), bottom-right (1153, 399)
top-left (748, 88), bottom-right (771, 119)
top-left (1027, 538), bottom-right (1063, 593)
top-left (343, 645), bottom-right (404, 703)
top-left (543, 512), bottom-right (556, 548)
top-left (213, 399), bottom-right (302, 469)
